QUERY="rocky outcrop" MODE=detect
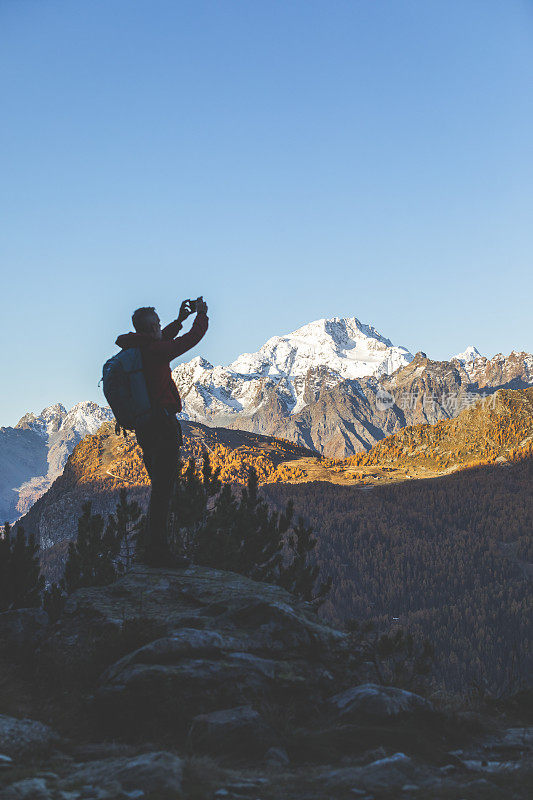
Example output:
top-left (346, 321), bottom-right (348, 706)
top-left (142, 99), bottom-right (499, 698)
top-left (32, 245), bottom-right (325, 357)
top-left (320, 752), bottom-right (429, 794)
top-left (329, 683), bottom-right (434, 722)
top-left (0, 715), bottom-right (59, 758)
top-left (0, 751), bottom-right (183, 799)
top-left (59, 751), bottom-right (184, 797)
top-left (0, 565), bottom-right (531, 798)
top-left (187, 705), bottom-right (278, 759)
top-left (40, 565), bottom-right (347, 739)
top-left (0, 609), bottom-right (49, 656)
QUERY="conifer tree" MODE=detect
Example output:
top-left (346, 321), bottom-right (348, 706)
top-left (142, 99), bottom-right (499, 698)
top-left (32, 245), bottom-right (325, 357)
top-left (194, 482), bottom-right (238, 570)
top-left (11, 528), bottom-right (44, 608)
top-left (175, 458), bottom-right (330, 604)
top-left (42, 582), bottom-right (67, 623)
top-left (168, 452), bottom-right (221, 558)
top-left (105, 489), bottom-right (142, 571)
top-left (278, 515), bottom-right (332, 604)
top-left (0, 522), bottom-right (44, 611)
top-left (51, 491), bottom-right (141, 613)
top-left (64, 503), bottom-right (120, 593)
top-left (232, 468), bottom-right (292, 582)
top-left (0, 523), bottom-right (12, 611)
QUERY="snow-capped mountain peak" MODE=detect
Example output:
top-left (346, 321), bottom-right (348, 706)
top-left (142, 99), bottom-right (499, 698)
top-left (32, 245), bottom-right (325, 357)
top-left (15, 402), bottom-right (112, 441)
top-left (61, 401), bottom-right (113, 437)
top-left (453, 346), bottom-right (483, 364)
top-left (228, 316), bottom-right (413, 380)
top-left (3, 401), bottom-right (114, 523)
top-left (173, 315), bottom-right (414, 423)
top-left (16, 403), bottom-right (67, 438)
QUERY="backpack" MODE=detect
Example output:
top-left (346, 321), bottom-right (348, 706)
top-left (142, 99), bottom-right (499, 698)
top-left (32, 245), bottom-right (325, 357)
top-left (102, 348), bottom-right (152, 434)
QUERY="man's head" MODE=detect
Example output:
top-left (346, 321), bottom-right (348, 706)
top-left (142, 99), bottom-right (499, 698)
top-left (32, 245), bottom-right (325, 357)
top-left (132, 306), bottom-right (162, 340)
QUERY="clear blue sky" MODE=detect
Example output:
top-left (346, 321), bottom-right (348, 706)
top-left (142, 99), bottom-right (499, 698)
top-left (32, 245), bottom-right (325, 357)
top-left (1, 0), bottom-right (532, 426)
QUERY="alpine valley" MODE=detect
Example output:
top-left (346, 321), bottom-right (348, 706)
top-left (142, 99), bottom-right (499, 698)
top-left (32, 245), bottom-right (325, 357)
top-left (2, 315), bottom-right (532, 524)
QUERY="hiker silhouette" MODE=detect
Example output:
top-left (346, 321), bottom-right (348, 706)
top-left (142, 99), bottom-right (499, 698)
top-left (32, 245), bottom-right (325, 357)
top-left (110, 297), bottom-right (208, 566)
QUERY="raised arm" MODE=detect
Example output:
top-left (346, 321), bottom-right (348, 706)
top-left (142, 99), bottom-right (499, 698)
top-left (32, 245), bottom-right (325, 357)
top-left (161, 318), bottom-right (183, 340)
top-left (160, 299), bottom-right (196, 340)
top-left (155, 298), bottom-right (209, 361)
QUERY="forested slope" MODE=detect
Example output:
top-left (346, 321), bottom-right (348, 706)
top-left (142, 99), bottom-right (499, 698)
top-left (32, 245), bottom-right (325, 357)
top-left (344, 387), bottom-right (533, 471)
top-left (264, 454), bottom-right (533, 691)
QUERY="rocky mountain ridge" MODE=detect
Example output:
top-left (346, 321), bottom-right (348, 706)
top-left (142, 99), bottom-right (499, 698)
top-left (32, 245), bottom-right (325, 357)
top-left (345, 386), bottom-right (533, 472)
top-left (203, 350), bottom-right (533, 458)
top-left (168, 316), bottom-right (532, 457)
top-left (452, 350), bottom-right (533, 389)
top-left (256, 386), bottom-right (533, 486)
top-left (172, 316), bottom-right (414, 424)
top-left (0, 402), bottom-right (112, 523)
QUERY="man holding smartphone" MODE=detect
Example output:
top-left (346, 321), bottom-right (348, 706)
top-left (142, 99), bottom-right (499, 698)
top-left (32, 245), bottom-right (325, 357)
top-left (115, 297), bottom-right (208, 566)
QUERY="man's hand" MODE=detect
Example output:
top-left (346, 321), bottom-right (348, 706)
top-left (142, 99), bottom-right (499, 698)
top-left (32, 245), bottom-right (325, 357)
top-left (178, 300), bottom-right (195, 324)
top-left (196, 296), bottom-right (208, 315)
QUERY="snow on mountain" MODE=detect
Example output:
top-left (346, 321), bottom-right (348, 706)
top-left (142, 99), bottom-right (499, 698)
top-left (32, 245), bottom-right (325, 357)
top-left (61, 402), bottom-right (114, 438)
top-left (229, 317), bottom-right (412, 378)
top-left (452, 346), bottom-right (484, 364)
top-left (16, 403), bottom-right (68, 438)
top-left (454, 350), bottom-right (533, 388)
top-left (0, 401), bottom-right (114, 522)
top-left (16, 402), bottom-right (112, 442)
top-left (173, 317), bottom-right (413, 423)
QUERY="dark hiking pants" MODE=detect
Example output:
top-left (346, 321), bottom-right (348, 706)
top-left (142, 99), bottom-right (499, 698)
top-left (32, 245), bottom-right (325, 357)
top-left (135, 410), bottom-right (182, 562)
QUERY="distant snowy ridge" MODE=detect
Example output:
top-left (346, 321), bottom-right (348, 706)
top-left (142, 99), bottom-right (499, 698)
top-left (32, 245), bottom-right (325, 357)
top-left (452, 345), bottom-right (483, 364)
top-left (16, 401), bottom-right (113, 441)
top-left (0, 401), bottom-right (114, 523)
top-left (452, 350), bottom-right (533, 387)
top-left (173, 316), bottom-right (414, 423)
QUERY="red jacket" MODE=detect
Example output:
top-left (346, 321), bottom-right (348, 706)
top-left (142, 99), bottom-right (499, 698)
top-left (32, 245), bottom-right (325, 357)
top-left (115, 313), bottom-right (209, 413)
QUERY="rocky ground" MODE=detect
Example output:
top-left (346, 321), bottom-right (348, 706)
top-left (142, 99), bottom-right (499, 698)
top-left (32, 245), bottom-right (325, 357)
top-left (0, 566), bottom-right (531, 799)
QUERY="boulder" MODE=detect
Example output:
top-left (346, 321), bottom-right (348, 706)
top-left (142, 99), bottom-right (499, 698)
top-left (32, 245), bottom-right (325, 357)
top-left (0, 777), bottom-right (51, 799)
top-left (0, 609), bottom-right (49, 653)
top-left (329, 683), bottom-right (434, 722)
top-left (323, 752), bottom-right (417, 793)
top-left (34, 566), bottom-right (343, 738)
top-left (60, 751), bottom-right (183, 797)
top-left (495, 727), bottom-right (533, 751)
top-left (187, 705), bottom-right (278, 759)
top-left (356, 753), bottom-right (415, 792)
top-left (100, 629), bottom-right (232, 682)
top-left (0, 715), bottom-right (59, 758)
top-left (52, 565), bottom-right (344, 664)
top-left (220, 598), bottom-right (346, 653)
top-left (94, 650), bottom-right (320, 737)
